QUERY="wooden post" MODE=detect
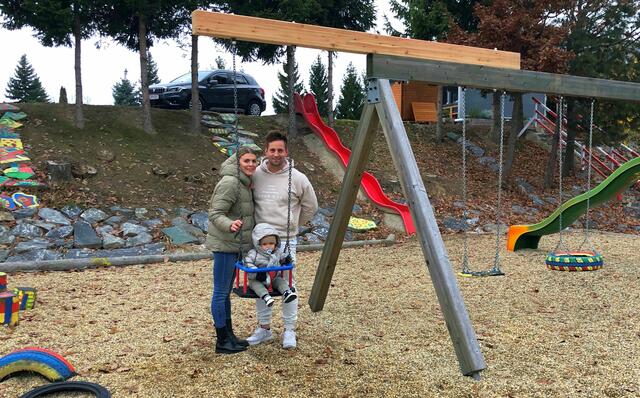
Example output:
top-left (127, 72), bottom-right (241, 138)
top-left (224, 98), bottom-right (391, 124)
top-left (46, 160), bottom-right (73, 183)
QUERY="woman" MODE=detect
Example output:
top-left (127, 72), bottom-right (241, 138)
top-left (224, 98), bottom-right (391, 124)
top-left (207, 147), bottom-right (257, 354)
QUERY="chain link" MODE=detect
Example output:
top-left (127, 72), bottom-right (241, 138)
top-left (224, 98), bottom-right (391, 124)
top-left (491, 92), bottom-right (506, 273)
top-left (284, 46), bottom-right (296, 255)
top-left (460, 88), bottom-right (470, 274)
top-left (580, 99), bottom-right (596, 251)
top-left (555, 97), bottom-right (567, 252)
top-left (231, 40), bottom-right (244, 259)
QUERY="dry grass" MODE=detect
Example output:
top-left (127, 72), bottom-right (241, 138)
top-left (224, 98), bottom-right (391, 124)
top-left (1, 230), bottom-right (640, 397)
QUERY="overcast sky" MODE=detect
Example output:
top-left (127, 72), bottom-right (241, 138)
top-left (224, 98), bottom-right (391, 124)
top-left (0, 1), bottom-right (401, 115)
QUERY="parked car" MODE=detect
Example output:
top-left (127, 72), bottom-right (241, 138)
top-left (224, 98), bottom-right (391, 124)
top-left (148, 70), bottom-right (266, 116)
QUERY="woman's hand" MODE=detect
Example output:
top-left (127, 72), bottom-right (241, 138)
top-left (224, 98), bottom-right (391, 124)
top-left (230, 219), bottom-right (243, 232)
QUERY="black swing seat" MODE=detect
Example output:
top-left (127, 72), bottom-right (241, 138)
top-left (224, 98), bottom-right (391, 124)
top-left (233, 261), bottom-right (295, 299)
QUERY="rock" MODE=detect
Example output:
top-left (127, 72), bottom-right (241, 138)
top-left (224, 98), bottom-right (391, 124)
top-left (152, 166), bottom-right (172, 177)
top-left (443, 217), bottom-right (467, 232)
top-left (38, 208), bottom-right (71, 225)
top-left (110, 206), bottom-right (135, 217)
top-left (446, 132), bottom-right (460, 141)
top-left (304, 233), bottom-right (322, 244)
top-left (61, 204), bottom-right (83, 219)
top-left (73, 220), bottom-right (102, 249)
top-left (529, 195), bottom-right (546, 206)
top-left (81, 208), bottom-right (108, 224)
top-left (482, 223), bottom-right (509, 234)
top-left (96, 225), bottom-right (114, 236)
top-left (175, 208), bottom-right (192, 218)
top-left (515, 178), bottom-right (535, 195)
top-left (311, 213), bottom-right (330, 229)
top-left (0, 212), bottom-right (14, 222)
top-left (7, 249), bottom-right (62, 262)
top-left (156, 208), bottom-right (168, 217)
top-left (15, 238), bottom-right (53, 253)
top-left (142, 218), bottom-right (164, 229)
top-left (162, 226), bottom-right (199, 245)
top-left (12, 208), bottom-right (37, 219)
top-left (181, 224), bottom-right (205, 238)
top-left (453, 201), bottom-right (465, 208)
top-left (0, 231), bottom-right (16, 245)
top-left (135, 208), bottom-right (148, 219)
top-left (45, 225), bottom-right (74, 239)
top-left (467, 217), bottom-right (479, 226)
top-left (511, 205), bottom-right (528, 215)
top-left (50, 239), bottom-right (73, 249)
top-left (71, 163), bottom-right (97, 178)
top-left (317, 207), bottom-right (335, 217)
top-left (0, 249), bottom-right (9, 262)
top-left (190, 212), bottom-right (209, 232)
top-left (11, 223), bottom-right (43, 239)
top-left (352, 204), bottom-right (363, 214)
top-left (465, 143), bottom-right (485, 157)
top-left (104, 215), bottom-right (124, 226)
top-left (103, 233), bottom-right (125, 249)
top-left (33, 221), bottom-right (57, 231)
top-left (343, 231), bottom-right (354, 242)
top-left (312, 227), bottom-right (330, 241)
top-left (171, 217), bottom-right (189, 227)
top-left (0, 226), bottom-right (8, 234)
top-left (97, 149), bottom-right (115, 162)
top-left (122, 222), bottom-right (149, 237)
top-left (297, 225), bottom-right (312, 235)
top-left (125, 232), bottom-right (153, 247)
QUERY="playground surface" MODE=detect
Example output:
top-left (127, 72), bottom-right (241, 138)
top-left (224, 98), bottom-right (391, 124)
top-left (2, 231), bottom-right (639, 397)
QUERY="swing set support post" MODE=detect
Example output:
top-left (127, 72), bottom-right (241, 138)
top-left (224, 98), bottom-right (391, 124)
top-left (309, 79), bottom-right (486, 378)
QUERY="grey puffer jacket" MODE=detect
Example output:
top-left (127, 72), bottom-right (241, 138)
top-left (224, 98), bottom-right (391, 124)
top-left (205, 154), bottom-right (254, 253)
top-left (244, 223), bottom-right (287, 279)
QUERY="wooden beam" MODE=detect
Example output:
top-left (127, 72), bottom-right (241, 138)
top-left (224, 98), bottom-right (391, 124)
top-left (192, 10), bottom-right (521, 69)
top-left (367, 54), bottom-right (640, 102)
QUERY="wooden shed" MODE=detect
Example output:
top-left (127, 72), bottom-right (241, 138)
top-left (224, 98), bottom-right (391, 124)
top-left (391, 81), bottom-right (439, 122)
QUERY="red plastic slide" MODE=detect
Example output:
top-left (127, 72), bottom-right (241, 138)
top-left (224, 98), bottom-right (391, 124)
top-left (294, 93), bottom-right (415, 234)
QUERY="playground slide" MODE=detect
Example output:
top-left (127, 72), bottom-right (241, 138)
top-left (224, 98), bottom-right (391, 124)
top-left (507, 156), bottom-right (640, 251)
top-left (294, 93), bottom-right (415, 234)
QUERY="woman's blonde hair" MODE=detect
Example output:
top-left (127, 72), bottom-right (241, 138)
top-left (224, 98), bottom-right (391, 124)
top-left (236, 146), bottom-right (258, 158)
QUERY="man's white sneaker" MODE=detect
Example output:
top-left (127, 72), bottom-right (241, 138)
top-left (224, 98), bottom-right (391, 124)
top-left (282, 329), bottom-right (296, 349)
top-left (246, 327), bottom-right (273, 346)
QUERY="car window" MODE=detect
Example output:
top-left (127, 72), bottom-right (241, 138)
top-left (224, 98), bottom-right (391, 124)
top-left (171, 72), bottom-right (211, 84)
top-left (232, 75), bottom-right (248, 85)
top-left (212, 73), bottom-right (230, 84)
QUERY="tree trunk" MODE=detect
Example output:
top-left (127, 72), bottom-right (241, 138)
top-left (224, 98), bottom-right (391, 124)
top-left (543, 102), bottom-right (561, 189)
top-left (287, 46), bottom-right (296, 137)
top-left (327, 51), bottom-right (334, 128)
top-left (190, 35), bottom-right (200, 135)
top-left (46, 160), bottom-right (72, 183)
top-left (138, 14), bottom-right (155, 134)
top-left (435, 85), bottom-right (444, 141)
top-left (490, 92), bottom-right (501, 143)
top-left (73, 11), bottom-right (84, 129)
top-left (563, 99), bottom-right (577, 177)
top-left (503, 93), bottom-right (523, 183)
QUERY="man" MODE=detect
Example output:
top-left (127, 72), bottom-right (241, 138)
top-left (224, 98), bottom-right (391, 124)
top-left (247, 131), bottom-right (318, 349)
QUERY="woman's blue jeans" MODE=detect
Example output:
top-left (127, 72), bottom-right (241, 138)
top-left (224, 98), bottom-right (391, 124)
top-left (211, 251), bottom-right (239, 327)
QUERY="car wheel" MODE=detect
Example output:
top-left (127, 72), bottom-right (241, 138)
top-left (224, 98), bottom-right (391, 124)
top-left (189, 96), bottom-right (204, 111)
top-left (246, 101), bottom-right (262, 116)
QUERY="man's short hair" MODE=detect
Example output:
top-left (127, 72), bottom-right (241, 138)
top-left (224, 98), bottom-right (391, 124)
top-left (265, 131), bottom-right (287, 149)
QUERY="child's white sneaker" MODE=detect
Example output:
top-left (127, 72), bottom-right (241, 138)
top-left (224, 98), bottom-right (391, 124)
top-left (282, 329), bottom-right (296, 349)
top-left (262, 294), bottom-right (274, 307)
top-left (246, 327), bottom-right (273, 346)
top-left (282, 289), bottom-right (298, 304)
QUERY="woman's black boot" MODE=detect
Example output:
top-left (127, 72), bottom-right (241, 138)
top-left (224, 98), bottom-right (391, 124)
top-left (215, 327), bottom-right (246, 354)
top-left (226, 319), bottom-right (249, 347)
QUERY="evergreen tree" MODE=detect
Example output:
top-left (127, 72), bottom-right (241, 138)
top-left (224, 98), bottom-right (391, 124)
top-left (215, 55), bottom-right (226, 70)
top-left (59, 86), bottom-right (68, 104)
top-left (335, 63), bottom-right (365, 120)
top-left (112, 69), bottom-right (140, 106)
top-left (272, 56), bottom-right (304, 114)
top-left (308, 55), bottom-right (329, 117)
top-left (147, 52), bottom-right (160, 85)
top-left (5, 54), bottom-right (49, 103)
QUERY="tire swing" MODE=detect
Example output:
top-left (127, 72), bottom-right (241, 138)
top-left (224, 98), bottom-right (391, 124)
top-left (228, 42), bottom-right (295, 298)
top-left (545, 98), bottom-right (603, 272)
top-left (459, 89), bottom-right (505, 277)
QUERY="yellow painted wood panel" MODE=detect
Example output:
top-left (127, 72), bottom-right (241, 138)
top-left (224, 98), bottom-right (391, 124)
top-left (192, 11), bottom-right (521, 69)
top-left (412, 102), bottom-right (437, 122)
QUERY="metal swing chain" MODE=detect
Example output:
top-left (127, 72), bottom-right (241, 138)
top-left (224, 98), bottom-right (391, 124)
top-left (555, 96), bottom-right (567, 252)
top-left (231, 40), bottom-right (244, 259)
top-left (580, 99), bottom-right (596, 251)
top-left (460, 88), bottom-right (471, 274)
top-left (284, 46), bottom-right (296, 256)
top-left (491, 92), bottom-right (506, 273)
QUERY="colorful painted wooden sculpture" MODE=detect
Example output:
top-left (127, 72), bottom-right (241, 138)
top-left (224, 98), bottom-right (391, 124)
top-left (13, 287), bottom-right (37, 310)
top-left (0, 272), bottom-right (6, 292)
top-left (0, 291), bottom-right (19, 326)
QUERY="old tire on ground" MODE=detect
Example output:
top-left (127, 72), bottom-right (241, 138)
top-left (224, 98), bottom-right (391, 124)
top-left (20, 381), bottom-right (111, 398)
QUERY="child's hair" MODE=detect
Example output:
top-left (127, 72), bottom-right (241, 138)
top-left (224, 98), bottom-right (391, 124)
top-left (259, 235), bottom-right (278, 245)
top-left (265, 131), bottom-right (287, 148)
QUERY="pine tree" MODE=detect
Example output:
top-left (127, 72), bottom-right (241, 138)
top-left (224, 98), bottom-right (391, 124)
top-left (308, 55), bottom-right (328, 117)
top-left (5, 54), bottom-right (49, 103)
top-left (147, 52), bottom-right (161, 85)
top-left (59, 86), bottom-right (68, 104)
top-left (335, 63), bottom-right (365, 120)
top-left (112, 69), bottom-right (140, 106)
top-left (272, 56), bottom-right (304, 114)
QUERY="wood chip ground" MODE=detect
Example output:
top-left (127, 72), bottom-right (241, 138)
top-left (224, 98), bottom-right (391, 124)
top-left (2, 231), bottom-right (639, 397)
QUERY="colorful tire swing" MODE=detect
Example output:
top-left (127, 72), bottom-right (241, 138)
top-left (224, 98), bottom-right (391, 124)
top-left (459, 89), bottom-right (505, 277)
top-left (226, 42), bottom-right (296, 299)
top-left (546, 98), bottom-right (603, 272)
